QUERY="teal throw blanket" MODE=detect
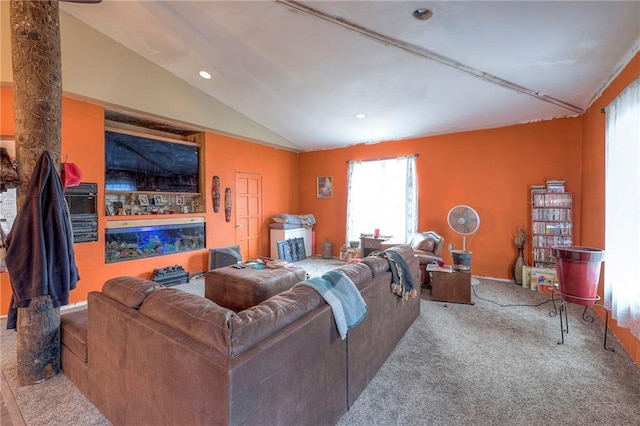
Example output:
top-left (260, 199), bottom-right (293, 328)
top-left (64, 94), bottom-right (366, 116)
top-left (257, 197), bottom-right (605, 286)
top-left (295, 270), bottom-right (367, 339)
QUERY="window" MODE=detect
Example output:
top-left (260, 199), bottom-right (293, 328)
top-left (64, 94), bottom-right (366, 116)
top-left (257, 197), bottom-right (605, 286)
top-left (604, 77), bottom-right (640, 339)
top-left (346, 156), bottom-right (417, 244)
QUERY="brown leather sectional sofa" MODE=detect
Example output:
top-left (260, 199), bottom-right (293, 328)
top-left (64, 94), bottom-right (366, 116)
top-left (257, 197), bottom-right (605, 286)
top-left (60, 245), bottom-right (420, 426)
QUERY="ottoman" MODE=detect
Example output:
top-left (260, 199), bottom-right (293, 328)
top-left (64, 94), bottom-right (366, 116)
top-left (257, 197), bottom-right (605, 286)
top-left (205, 265), bottom-right (307, 311)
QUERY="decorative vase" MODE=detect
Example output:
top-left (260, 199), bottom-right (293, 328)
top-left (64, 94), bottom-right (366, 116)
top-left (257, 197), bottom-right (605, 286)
top-left (512, 247), bottom-right (527, 285)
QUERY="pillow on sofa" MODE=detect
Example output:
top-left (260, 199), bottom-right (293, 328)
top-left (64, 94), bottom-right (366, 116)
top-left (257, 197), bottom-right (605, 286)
top-left (102, 277), bottom-right (163, 309)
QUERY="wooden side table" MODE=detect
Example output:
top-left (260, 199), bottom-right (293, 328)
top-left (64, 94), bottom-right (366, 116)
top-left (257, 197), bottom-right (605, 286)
top-left (360, 236), bottom-right (390, 257)
top-left (430, 270), bottom-right (472, 304)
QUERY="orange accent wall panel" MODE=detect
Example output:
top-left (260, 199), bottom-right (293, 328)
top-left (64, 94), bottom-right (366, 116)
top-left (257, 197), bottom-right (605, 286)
top-left (580, 51), bottom-right (640, 365)
top-left (202, 132), bottom-right (300, 259)
top-left (0, 91), bottom-right (300, 315)
top-left (1, 87), bottom-right (15, 135)
top-left (299, 118), bottom-right (583, 278)
top-left (0, 88), bottom-right (14, 313)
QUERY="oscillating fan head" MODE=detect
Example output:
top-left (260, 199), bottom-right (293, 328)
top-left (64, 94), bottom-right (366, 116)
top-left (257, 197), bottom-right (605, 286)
top-left (447, 205), bottom-right (480, 236)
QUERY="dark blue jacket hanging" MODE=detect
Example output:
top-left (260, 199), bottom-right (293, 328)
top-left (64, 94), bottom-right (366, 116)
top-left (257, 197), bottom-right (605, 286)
top-left (5, 151), bottom-right (79, 329)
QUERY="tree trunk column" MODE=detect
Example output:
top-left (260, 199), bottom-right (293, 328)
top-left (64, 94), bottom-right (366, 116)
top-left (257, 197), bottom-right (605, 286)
top-left (16, 297), bottom-right (61, 384)
top-left (10, 0), bottom-right (62, 386)
top-left (10, 0), bottom-right (62, 201)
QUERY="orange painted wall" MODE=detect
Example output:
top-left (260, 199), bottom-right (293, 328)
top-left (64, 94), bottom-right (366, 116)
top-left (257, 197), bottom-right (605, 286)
top-left (0, 90), bottom-right (300, 315)
top-left (581, 52), bottom-right (640, 364)
top-left (1, 87), bottom-right (15, 313)
top-left (299, 118), bottom-right (583, 279)
top-left (201, 131), bottom-right (301, 256)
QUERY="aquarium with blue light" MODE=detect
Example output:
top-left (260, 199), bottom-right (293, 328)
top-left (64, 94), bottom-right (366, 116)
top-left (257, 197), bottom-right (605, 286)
top-left (105, 220), bottom-right (205, 263)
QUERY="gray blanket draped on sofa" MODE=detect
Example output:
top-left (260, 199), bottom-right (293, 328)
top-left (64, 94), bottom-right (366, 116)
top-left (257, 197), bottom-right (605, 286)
top-left (376, 250), bottom-right (417, 300)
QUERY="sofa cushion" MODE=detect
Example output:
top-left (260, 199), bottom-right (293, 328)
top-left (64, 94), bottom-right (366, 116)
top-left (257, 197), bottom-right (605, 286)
top-left (414, 251), bottom-right (441, 264)
top-left (139, 286), bottom-right (326, 357)
top-left (407, 233), bottom-right (434, 251)
top-left (229, 286), bottom-right (325, 356)
top-left (205, 266), bottom-right (307, 312)
top-left (139, 288), bottom-right (234, 355)
top-left (60, 309), bottom-right (88, 362)
top-left (102, 277), bottom-right (163, 309)
top-left (384, 244), bottom-right (415, 260)
top-left (331, 262), bottom-right (373, 291)
top-left (359, 256), bottom-right (389, 277)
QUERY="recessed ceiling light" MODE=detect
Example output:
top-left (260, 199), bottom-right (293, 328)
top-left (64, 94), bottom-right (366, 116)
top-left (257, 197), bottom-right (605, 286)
top-left (199, 70), bottom-right (212, 79)
top-left (412, 8), bottom-right (433, 21)
top-left (355, 113), bottom-right (366, 119)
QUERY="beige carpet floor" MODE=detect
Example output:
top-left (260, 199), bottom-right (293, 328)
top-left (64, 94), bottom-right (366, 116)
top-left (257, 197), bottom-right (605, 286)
top-left (2, 258), bottom-right (639, 425)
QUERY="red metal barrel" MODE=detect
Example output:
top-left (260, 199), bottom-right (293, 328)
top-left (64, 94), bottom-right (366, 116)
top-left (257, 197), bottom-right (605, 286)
top-left (553, 246), bottom-right (605, 305)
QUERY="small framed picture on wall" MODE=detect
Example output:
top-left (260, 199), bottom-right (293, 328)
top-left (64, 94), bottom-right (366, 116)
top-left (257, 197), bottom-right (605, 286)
top-left (317, 176), bottom-right (333, 198)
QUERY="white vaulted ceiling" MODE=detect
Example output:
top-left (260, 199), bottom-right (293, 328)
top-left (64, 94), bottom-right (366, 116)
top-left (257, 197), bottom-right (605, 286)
top-left (59, 0), bottom-right (640, 151)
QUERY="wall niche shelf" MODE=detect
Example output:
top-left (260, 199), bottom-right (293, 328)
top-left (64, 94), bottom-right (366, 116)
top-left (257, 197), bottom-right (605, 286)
top-left (105, 191), bottom-right (203, 216)
top-left (103, 111), bottom-right (206, 218)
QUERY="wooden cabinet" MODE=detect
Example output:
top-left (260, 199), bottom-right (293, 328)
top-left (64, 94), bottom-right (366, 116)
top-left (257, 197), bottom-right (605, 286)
top-left (105, 191), bottom-right (204, 216)
top-left (430, 271), bottom-right (472, 304)
top-left (360, 236), bottom-right (390, 257)
top-left (270, 227), bottom-right (312, 259)
top-left (531, 191), bottom-right (572, 268)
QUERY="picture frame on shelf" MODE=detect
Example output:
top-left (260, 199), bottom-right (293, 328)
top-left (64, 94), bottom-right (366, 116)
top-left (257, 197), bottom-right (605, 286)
top-left (105, 201), bottom-right (115, 216)
top-left (112, 201), bottom-right (123, 212)
top-left (176, 194), bottom-right (184, 205)
top-left (317, 176), bottom-right (333, 198)
top-left (138, 194), bottom-right (149, 206)
top-left (154, 195), bottom-right (164, 205)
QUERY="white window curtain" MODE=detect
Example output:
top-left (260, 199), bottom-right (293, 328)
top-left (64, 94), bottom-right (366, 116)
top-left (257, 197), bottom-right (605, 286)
top-left (345, 155), bottom-right (417, 244)
top-left (604, 77), bottom-right (640, 339)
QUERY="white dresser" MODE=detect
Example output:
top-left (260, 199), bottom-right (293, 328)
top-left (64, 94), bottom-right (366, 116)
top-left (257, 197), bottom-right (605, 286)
top-left (270, 227), bottom-right (312, 259)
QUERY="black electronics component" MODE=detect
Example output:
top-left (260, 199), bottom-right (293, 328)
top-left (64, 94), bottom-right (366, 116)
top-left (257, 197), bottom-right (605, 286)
top-left (151, 265), bottom-right (190, 287)
top-left (64, 182), bottom-right (98, 243)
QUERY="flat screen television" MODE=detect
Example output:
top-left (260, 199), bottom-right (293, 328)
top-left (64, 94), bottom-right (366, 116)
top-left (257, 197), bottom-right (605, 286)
top-left (105, 130), bottom-right (200, 193)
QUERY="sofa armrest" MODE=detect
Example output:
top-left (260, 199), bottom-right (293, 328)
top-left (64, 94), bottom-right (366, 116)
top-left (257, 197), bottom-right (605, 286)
top-left (379, 239), bottom-right (404, 250)
top-left (428, 232), bottom-right (445, 257)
